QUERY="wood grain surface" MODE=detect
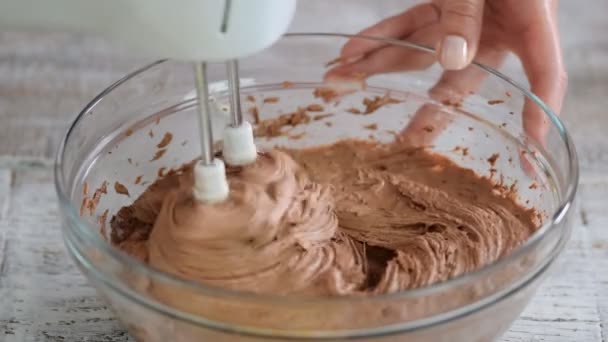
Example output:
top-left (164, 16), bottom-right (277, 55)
top-left (0, 1), bottom-right (606, 341)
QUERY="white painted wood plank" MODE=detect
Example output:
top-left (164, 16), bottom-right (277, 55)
top-left (577, 183), bottom-right (608, 342)
top-left (0, 169), bottom-right (11, 219)
top-left (0, 166), bottom-right (128, 342)
top-left (502, 320), bottom-right (601, 342)
top-left (0, 168), bottom-right (11, 340)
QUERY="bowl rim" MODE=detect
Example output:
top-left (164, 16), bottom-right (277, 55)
top-left (54, 32), bottom-right (579, 333)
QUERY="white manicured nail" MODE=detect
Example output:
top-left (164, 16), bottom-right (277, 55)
top-left (440, 35), bottom-right (468, 70)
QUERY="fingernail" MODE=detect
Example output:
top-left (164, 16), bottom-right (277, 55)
top-left (440, 35), bottom-right (468, 70)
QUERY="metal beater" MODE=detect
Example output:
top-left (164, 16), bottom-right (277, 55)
top-left (191, 59), bottom-right (257, 203)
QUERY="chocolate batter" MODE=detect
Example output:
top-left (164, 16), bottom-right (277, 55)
top-left (110, 140), bottom-right (537, 295)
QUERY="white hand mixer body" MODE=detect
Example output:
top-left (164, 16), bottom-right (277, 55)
top-left (0, 0), bottom-right (297, 203)
top-left (0, 0), bottom-right (296, 61)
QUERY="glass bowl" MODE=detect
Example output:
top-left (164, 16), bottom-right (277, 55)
top-left (55, 34), bottom-right (578, 341)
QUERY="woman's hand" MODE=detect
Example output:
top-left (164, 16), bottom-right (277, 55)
top-left (326, 0), bottom-right (566, 145)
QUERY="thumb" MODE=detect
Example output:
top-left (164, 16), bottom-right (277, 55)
top-left (437, 0), bottom-right (484, 70)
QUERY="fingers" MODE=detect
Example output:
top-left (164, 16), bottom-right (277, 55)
top-left (340, 0), bottom-right (485, 71)
top-left (429, 48), bottom-right (507, 101)
top-left (517, 5), bottom-right (566, 145)
top-left (399, 46), bottom-right (507, 147)
top-left (397, 103), bottom-right (446, 148)
top-left (436, 0), bottom-right (485, 70)
top-left (326, 25), bottom-right (443, 79)
top-left (340, 3), bottom-right (440, 59)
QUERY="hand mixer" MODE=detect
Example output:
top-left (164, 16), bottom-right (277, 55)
top-left (0, 0), bottom-right (297, 203)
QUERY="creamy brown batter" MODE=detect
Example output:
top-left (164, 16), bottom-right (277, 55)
top-left (110, 140), bottom-right (537, 295)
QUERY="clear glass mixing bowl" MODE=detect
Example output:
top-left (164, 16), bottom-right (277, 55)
top-left (55, 34), bottom-right (578, 341)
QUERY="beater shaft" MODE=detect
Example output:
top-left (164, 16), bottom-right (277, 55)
top-left (223, 59), bottom-right (257, 166)
top-left (226, 59), bottom-right (244, 127)
top-left (193, 62), bottom-right (215, 165)
top-left (192, 61), bottom-right (229, 203)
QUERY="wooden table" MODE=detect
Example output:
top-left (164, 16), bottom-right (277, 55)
top-left (0, 1), bottom-right (606, 341)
